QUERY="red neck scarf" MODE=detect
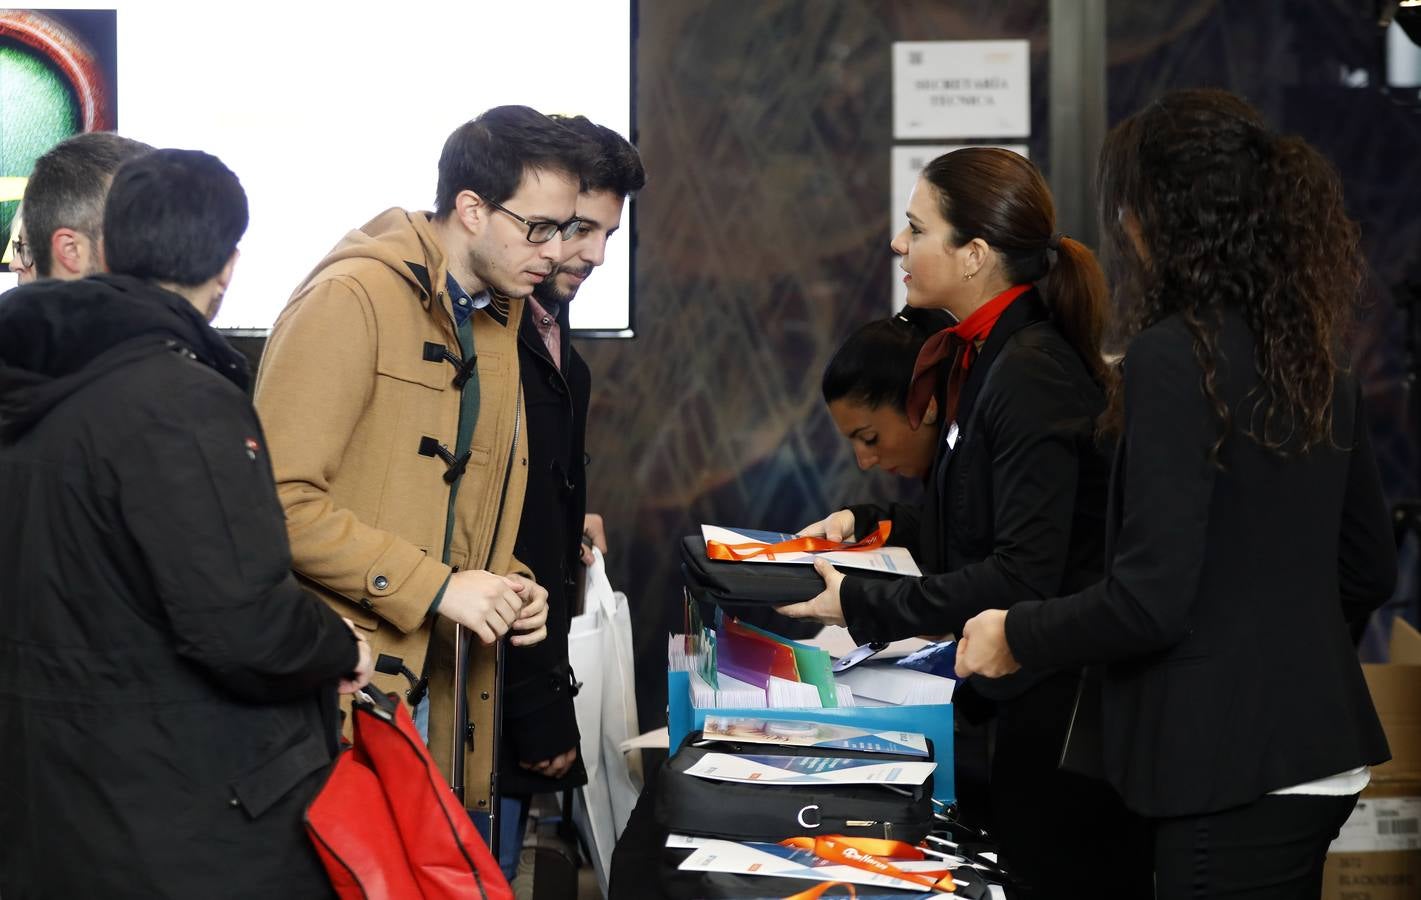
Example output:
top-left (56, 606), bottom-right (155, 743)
top-left (905, 283), bottom-right (1031, 428)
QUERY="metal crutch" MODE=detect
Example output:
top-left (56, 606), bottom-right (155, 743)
top-left (450, 623), bottom-right (508, 861)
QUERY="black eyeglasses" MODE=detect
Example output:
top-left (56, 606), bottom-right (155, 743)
top-left (484, 197), bottom-right (581, 244)
top-left (9, 237), bottom-right (32, 269)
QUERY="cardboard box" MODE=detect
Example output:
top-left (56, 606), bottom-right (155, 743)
top-left (1321, 618), bottom-right (1421, 900)
top-left (1322, 848), bottom-right (1421, 900)
top-left (1364, 618), bottom-right (1421, 785)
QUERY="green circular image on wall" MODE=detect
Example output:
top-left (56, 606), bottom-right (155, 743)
top-left (0, 42), bottom-right (80, 241)
top-left (0, 44), bottom-right (79, 159)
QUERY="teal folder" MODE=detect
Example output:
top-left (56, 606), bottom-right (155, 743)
top-left (667, 669), bottom-right (955, 804)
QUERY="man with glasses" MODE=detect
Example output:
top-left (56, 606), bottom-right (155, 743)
top-left (494, 115), bottom-right (646, 878)
top-left (7, 212), bottom-right (36, 285)
top-left (18, 131), bottom-right (153, 280)
top-left (255, 105), bottom-right (585, 830)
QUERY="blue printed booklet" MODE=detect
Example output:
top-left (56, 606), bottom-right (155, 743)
top-left (684, 751), bottom-right (935, 786)
top-left (702, 715), bottom-right (929, 757)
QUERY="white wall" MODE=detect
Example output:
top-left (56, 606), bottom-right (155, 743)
top-left (29, 0), bottom-right (634, 331)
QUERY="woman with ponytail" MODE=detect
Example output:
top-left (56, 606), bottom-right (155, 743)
top-left (955, 89), bottom-right (1395, 898)
top-left (781, 148), bottom-right (1150, 898)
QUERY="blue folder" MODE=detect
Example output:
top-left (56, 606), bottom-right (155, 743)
top-left (667, 669), bottom-right (955, 804)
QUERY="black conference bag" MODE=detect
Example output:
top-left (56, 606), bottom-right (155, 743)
top-left (679, 535), bottom-right (903, 609)
top-left (654, 729), bottom-right (936, 844)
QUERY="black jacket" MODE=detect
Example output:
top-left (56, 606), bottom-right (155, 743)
top-left (0, 276), bottom-right (358, 899)
top-left (502, 300), bottom-right (590, 794)
top-left (1006, 311), bottom-right (1394, 817)
top-left (833, 292), bottom-right (1149, 896)
top-left (840, 290), bottom-right (1110, 655)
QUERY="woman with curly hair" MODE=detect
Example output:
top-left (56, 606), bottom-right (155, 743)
top-left (954, 89), bottom-right (1395, 897)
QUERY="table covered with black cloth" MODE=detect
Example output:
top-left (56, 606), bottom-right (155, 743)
top-left (610, 777), bottom-right (1007, 899)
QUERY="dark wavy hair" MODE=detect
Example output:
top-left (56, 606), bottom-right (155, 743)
top-left (822, 307), bottom-right (952, 410)
top-left (435, 106), bottom-right (591, 215)
top-left (1098, 89), bottom-right (1362, 459)
top-left (921, 147), bottom-right (1111, 385)
top-left (551, 115), bottom-right (646, 198)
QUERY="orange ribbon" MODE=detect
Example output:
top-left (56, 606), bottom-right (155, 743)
top-left (780, 883), bottom-right (856, 900)
top-left (707, 521), bottom-right (892, 562)
top-left (781, 836), bottom-right (955, 893)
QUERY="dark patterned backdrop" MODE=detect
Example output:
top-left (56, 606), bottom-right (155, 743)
top-left (580, 2), bottom-right (1053, 728)
top-left (578, 0), bottom-right (1421, 729)
top-left (221, 2), bottom-right (1420, 729)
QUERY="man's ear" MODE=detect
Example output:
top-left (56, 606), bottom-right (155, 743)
top-left (49, 228), bottom-right (88, 277)
top-left (216, 250), bottom-right (239, 291)
top-left (454, 190), bottom-right (487, 235)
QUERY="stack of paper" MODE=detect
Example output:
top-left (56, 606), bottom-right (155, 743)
top-left (667, 836), bottom-right (960, 892)
top-left (765, 676), bottom-right (823, 708)
top-left (671, 608), bottom-right (862, 710)
top-left (689, 669), bottom-right (766, 709)
top-left (668, 834), bottom-right (1003, 899)
top-left (686, 667), bottom-right (855, 710)
top-left (667, 633), bottom-right (699, 675)
top-left (835, 663), bottom-right (956, 706)
top-left (805, 626), bottom-right (935, 659)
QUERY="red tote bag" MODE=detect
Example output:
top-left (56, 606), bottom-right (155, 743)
top-left (305, 689), bottom-right (512, 900)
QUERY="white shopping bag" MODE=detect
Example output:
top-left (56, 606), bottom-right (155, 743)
top-left (569, 549), bottom-right (641, 896)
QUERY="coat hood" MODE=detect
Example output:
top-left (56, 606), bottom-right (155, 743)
top-left (291, 207), bottom-right (451, 303)
top-left (0, 274), bottom-right (249, 442)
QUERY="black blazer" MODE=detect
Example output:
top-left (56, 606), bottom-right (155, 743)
top-left (840, 289), bottom-right (1111, 657)
top-left (1006, 310), bottom-right (1394, 818)
top-left (503, 301), bottom-right (592, 793)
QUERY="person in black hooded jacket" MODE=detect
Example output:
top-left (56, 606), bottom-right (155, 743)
top-left (0, 149), bottom-right (370, 899)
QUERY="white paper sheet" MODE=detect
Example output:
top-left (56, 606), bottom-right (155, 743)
top-left (676, 838), bottom-right (948, 892)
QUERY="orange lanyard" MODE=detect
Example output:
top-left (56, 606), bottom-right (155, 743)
top-left (780, 836), bottom-right (956, 893)
top-left (706, 521), bottom-right (892, 562)
top-left (781, 883), bottom-right (857, 900)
